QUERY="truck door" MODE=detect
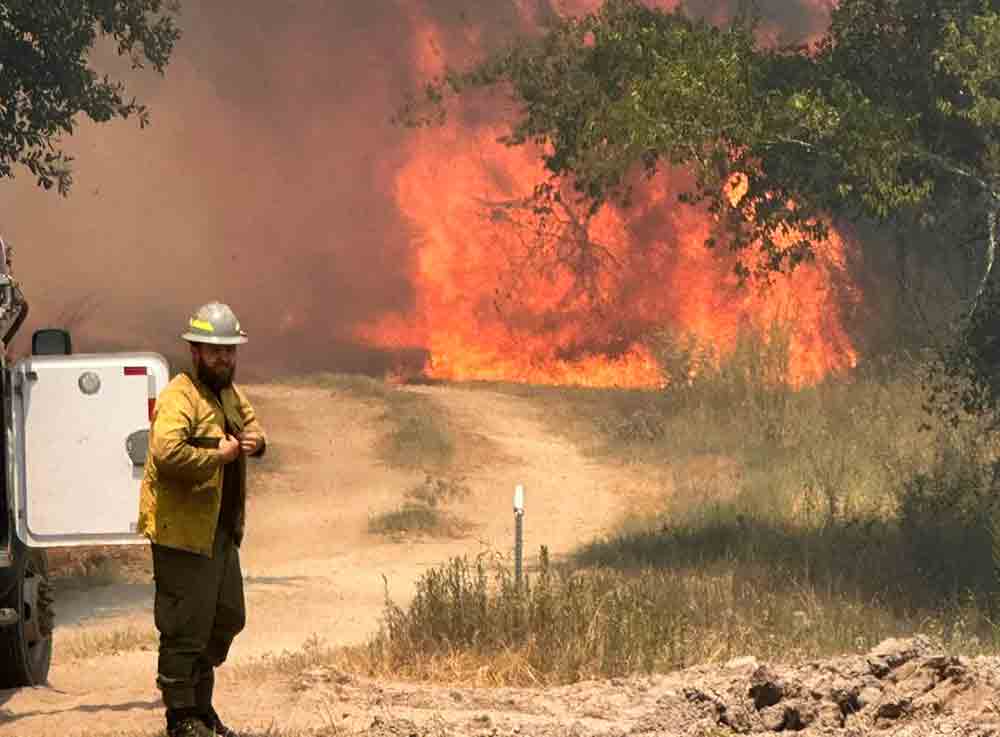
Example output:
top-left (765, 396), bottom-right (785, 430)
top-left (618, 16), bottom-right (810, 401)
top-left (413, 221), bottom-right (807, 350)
top-left (9, 353), bottom-right (169, 547)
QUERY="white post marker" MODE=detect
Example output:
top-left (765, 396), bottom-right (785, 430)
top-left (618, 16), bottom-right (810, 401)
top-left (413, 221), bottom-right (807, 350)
top-left (514, 484), bottom-right (525, 588)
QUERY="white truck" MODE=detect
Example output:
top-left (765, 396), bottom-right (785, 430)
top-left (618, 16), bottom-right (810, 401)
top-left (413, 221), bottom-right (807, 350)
top-left (0, 239), bottom-right (168, 687)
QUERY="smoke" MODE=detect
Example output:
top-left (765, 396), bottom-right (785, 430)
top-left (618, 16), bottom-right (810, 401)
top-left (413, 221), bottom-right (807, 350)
top-left (0, 0), bottom-right (832, 379)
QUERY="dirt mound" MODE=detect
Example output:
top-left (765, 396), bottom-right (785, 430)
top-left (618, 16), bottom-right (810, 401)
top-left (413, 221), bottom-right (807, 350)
top-left (679, 636), bottom-right (990, 734)
top-left (293, 637), bottom-right (999, 736)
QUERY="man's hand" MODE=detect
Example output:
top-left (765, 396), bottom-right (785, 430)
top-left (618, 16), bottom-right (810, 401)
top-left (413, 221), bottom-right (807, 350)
top-left (218, 435), bottom-right (241, 464)
top-left (238, 431), bottom-right (263, 456)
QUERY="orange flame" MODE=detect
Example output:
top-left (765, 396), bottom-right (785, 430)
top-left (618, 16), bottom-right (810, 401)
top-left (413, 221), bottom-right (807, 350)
top-left (360, 4), bottom-right (857, 389)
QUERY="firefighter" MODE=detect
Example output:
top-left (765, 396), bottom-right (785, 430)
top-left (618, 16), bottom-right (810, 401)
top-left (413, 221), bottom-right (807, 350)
top-left (138, 302), bottom-right (267, 737)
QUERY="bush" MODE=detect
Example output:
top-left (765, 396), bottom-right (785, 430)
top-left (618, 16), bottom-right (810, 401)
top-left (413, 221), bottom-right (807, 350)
top-left (368, 549), bottom-right (692, 683)
top-left (898, 442), bottom-right (999, 597)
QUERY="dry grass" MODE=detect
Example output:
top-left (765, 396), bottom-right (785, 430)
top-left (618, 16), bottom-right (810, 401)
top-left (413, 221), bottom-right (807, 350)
top-left (195, 348), bottom-right (1000, 689)
top-left (60, 624), bottom-right (158, 660)
top-left (369, 475), bottom-right (472, 540)
top-left (340, 334), bottom-right (1000, 686)
top-left (48, 546), bottom-right (151, 588)
top-left (367, 505), bottom-right (469, 539)
top-left (353, 543), bottom-right (1000, 687)
top-left (230, 634), bottom-right (366, 685)
top-left (375, 397), bottom-right (455, 470)
top-left (293, 372), bottom-right (456, 470)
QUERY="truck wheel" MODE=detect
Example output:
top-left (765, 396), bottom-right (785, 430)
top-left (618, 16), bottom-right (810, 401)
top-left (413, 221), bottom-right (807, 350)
top-left (0, 544), bottom-right (53, 688)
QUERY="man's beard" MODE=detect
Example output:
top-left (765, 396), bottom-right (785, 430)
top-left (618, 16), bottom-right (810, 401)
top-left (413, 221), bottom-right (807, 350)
top-left (196, 358), bottom-right (235, 393)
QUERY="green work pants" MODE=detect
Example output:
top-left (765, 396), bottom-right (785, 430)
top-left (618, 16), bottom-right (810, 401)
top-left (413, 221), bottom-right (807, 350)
top-left (152, 527), bottom-right (246, 711)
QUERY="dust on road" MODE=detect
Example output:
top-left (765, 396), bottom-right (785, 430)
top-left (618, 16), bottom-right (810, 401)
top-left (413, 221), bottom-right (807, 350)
top-left (0, 381), bottom-right (649, 736)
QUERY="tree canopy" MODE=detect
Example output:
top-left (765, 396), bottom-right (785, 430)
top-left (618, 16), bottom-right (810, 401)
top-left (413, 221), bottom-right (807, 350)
top-left (400, 0), bottom-right (1000, 403)
top-left (0, 0), bottom-right (180, 194)
top-left (404, 0), bottom-right (998, 282)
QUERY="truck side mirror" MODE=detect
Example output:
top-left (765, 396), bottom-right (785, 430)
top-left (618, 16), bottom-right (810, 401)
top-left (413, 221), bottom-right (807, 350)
top-left (32, 329), bottom-right (72, 356)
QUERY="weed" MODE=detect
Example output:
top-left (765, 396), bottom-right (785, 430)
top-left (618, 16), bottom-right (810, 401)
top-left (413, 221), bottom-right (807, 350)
top-left (233, 634), bottom-right (350, 682)
top-left (61, 625), bottom-right (158, 660)
top-left (405, 474), bottom-right (470, 508)
top-left (369, 475), bottom-right (471, 539)
top-left (368, 504), bottom-right (468, 538)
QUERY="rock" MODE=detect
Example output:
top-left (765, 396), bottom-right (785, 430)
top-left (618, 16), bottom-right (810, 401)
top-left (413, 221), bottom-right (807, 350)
top-left (759, 704), bottom-right (787, 731)
top-left (749, 666), bottom-right (786, 710)
top-left (683, 685), bottom-right (727, 722)
top-left (876, 695), bottom-right (912, 720)
top-left (869, 636), bottom-right (934, 671)
top-left (719, 703), bottom-right (753, 733)
top-left (683, 686), bottom-right (722, 708)
top-left (755, 702), bottom-right (815, 732)
top-left (782, 700), bottom-right (818, 731)
top-left (829, 682), bottom-right (862, 716)
top-left (892, 660), bottom-right (921, 683)
top-left (942, 659), bottom-right (970, 683)
top-left (857, 685), bottom-right (883, 710)
top-left (726, 656), bottom-right (759, 672)
top-left (898, 667), bottom-right (937, 699)
top-left (817, 701), bottom-right (847, 729)
top-left (868, 657), bottom-right (892, 678)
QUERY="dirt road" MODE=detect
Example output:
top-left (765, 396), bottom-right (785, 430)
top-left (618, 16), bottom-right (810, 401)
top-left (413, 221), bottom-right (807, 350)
top-left (0, 382), bottom-right (648, 736)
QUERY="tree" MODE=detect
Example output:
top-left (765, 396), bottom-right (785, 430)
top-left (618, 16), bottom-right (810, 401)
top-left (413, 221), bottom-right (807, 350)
top-left (0, 1), bottom-right (180, 194)
top-left (402, 0), bottom-right (999, 390)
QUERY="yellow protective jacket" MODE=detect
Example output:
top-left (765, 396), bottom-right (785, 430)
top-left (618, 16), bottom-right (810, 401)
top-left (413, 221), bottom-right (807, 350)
top-left (138, 372), bottom-right (266, 556)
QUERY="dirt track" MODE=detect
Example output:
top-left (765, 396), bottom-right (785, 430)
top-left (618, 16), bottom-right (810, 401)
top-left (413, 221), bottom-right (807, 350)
top-left (4, 383), bottom-right (1000, 737)
top-left (0, 382), bottom-right (649, 736)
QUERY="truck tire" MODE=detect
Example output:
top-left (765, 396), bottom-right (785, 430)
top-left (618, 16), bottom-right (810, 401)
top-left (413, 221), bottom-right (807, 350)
top-left (0, 544), bottom-right (53, 688)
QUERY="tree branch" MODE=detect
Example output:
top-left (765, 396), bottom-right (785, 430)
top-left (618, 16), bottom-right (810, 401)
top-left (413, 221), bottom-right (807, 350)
top-left (970, 204), bottom-right (999, 319)
top-left (911, 147), bottom-right (995, 196)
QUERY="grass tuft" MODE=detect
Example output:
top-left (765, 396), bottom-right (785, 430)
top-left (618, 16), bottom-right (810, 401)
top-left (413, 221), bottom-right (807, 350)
top-left (61, 625), bottom-right (158, 660)
top-left (368, 504), bottom-right (466, 538)
top-left (369, 475), bottom-right (471, 539)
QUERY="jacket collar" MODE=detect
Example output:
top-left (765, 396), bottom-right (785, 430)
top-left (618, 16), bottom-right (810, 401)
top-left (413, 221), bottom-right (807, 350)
top-left (183, 371), bottom-right (234, 406)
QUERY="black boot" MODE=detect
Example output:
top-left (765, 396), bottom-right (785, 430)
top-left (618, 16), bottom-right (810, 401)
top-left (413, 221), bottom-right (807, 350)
top-left (194, 665), bottom-right (239, 736)
top-left (201, 705), bottom-right (239, 737)
top-left (167, 707), bottom-right (215, 737)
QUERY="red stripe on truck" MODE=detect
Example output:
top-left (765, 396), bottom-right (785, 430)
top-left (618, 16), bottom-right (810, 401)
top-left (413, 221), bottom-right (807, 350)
top-left (124, 366), bottom-right (147, 376)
